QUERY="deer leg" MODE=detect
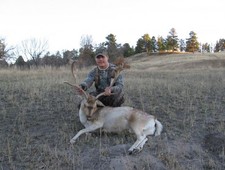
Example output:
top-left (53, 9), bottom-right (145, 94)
top-left (70, 124), bottom-right (102, 144)
top-left (128, 135), bottom-right (147, 154)
top-left (134, 137), bottom-right (148, 152)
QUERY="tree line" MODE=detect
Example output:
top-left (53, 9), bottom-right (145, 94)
top-left (1, 28), bottom-right (225, 68)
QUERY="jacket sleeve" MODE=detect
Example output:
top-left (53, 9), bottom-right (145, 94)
top-left (79, 68), bottom-right (96, 91)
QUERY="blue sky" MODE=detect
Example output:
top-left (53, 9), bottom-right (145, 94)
top-left (1, 0), bottom-right (225, 53)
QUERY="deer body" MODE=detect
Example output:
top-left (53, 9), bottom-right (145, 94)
top-left (70, 98), bottom-right (163, 154)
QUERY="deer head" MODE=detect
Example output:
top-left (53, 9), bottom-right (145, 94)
top-left (64, 60), bottom-right (106, 119)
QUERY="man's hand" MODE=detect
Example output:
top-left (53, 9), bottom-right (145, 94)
top-left (74, 84), bottom-right (86, 95)
top-left (74, 86), bottom-right (83, 95)
top-left (104, 87), bottom-right (112, 96)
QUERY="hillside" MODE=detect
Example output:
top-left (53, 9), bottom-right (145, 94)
top-left (126, 52), bottom-right (225, 70)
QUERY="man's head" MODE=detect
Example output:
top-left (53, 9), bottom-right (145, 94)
top-left (95, 53), bottom-right (109, 69)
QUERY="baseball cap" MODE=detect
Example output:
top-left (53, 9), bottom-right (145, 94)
top-left (95, 53), bottom-right (108, 59)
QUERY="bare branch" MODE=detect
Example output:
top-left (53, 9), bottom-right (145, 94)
top-left (19, 38), bottom-right (48, 66)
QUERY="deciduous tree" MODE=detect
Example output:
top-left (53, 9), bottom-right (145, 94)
top-left (18, 38), bottom-right (48, 67)
top-left (0, 38), bottom-right (14, 62)
top-left (79, 35), bottom-right (95, 66)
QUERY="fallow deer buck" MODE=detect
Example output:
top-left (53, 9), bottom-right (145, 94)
top-left (64, 59), bottom-right (163, 154)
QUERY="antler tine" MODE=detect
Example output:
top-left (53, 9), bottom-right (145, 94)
top-left (95, 92), bottom-right (106, 99)
top-left (71, 60), bottom-right (77, 83)
top-left (64, 81), bottom-right (89, 99)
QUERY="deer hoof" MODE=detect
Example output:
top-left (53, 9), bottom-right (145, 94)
top-left (70, 139), bottom-right (75, 144)
top-left (128, 148), bottom-right (142, 155)
top-left (128, 149), bottom-right (133, 155)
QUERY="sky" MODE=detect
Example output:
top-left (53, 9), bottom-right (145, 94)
top-left (1, 0), bottom-right (225, 53)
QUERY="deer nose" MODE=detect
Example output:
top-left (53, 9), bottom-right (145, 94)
top-left (87, 116), bottom-right (92, 121)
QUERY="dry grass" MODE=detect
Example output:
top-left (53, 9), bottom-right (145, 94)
top-left (1, 53), bottom-right (225, 169)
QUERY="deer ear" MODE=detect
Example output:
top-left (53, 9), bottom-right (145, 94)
top-left (96, 100), bottom-right (105, 107)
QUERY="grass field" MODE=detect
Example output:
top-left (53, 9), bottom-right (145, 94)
top-left (1, 53), bottom-right (225, 169)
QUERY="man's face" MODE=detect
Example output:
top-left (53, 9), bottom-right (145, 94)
top-left (95, 55), bottom-right (109, 69)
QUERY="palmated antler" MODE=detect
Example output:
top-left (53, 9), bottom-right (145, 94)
top-left (110, 57), bottom-right (130, 87)
top-left (94, 57), bottom-right (131, 98)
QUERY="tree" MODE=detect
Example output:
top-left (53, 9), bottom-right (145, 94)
top-left (0, 39), bottom-right (6, 60)
top-left (122, 43), bottom-right (135, 57)
top-left (157, 36), bottom-right (167, 52)
top-left (41, 51), bottom-right (63, 67)
top-left (62, 49), bottom-right (78, 64)
top-left (15, 56), bottom-right (26, 68)
top-left (186, 31), bottom-right (199, 53)
top-left (202, 43), bottom-right (210, 52)
top-left (18, 38), bottom-right (48, 67)
top-left (95, 42), bottom-right (107, 54)
top-left (214, 39), bottom-right (225, 52)
top-left (135, 34), bottom-right (152, 54)
top-left (142, 34), bottom-right (152, 54)
top-left (105, 34), bottom-right (122, 61)
top-left (135, 38), bottom-right (146, 53)
top-left (166, 28), bottom-right (179, 52)
top-left (151, 36), bottom-right (158, 52)
top-left (179, 39), bottom-right (186, 52)
top-left (79, 35), bottom-right (95, 67)
top-left (0, 38), bottom-right (14, 62)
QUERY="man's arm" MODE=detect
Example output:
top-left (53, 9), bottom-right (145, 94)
top-left (80, 68), bottom-right (96, 90)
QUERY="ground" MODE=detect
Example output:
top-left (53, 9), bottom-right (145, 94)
top-left (0, 52), bottom-right (225, 169)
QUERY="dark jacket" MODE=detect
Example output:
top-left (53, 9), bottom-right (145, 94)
top-left (80, 63), bottom-right (124, 93)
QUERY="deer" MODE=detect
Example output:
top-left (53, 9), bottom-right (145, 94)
top-left (64, 59), bottom-right (163, 154)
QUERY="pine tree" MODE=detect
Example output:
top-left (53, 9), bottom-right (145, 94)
top-left (179, 39), bottom-right (186, 52)
top-left (122, 43), bottom-right (134, 57)
top-left (105, 34), bottom-right (121, 61)
top-left (167, 28), bottom-right (179, 52)
top-left (157, 36), bottom-right (167, 52)
top-left (135, 34), bottom-right (152, 54)
top-left (186, 31), bottom-right (199, 53)
top-left (151, 36), bottom-right (158, 52)
top-left (214, 39), bottom-right (225, 52)
top-left (135, 38), bottom-right (146, 54)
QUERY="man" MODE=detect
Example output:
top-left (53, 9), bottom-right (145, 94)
top-left (79, 53), bottom-right (125, 107)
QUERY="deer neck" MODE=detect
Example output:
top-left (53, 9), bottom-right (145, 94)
top-left (79, 107), bottom-right (88, 125)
